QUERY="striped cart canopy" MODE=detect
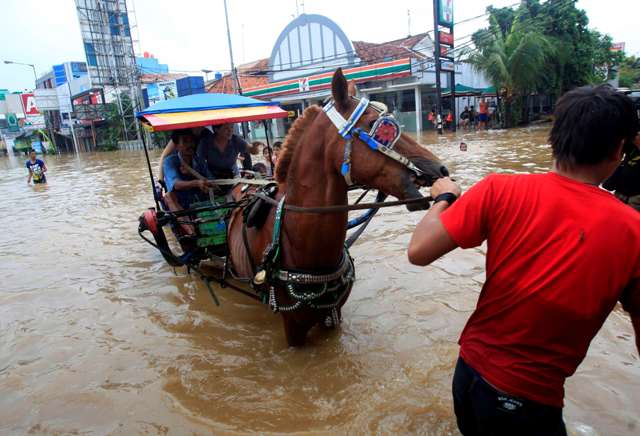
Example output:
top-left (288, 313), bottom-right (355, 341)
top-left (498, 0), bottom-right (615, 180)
top-left (136, 93), bottom-right (288, 132)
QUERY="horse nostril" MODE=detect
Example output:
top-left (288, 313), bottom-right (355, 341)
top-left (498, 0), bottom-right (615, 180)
top-left (440, 166), bottom-right (449, 177)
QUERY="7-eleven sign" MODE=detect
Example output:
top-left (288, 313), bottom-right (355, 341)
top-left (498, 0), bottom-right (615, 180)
top-left (21, 93), bottom-right (40, 116)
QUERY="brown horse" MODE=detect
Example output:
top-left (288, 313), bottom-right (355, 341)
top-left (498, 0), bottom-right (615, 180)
top-left (226, 68), bottom-right (448, 346)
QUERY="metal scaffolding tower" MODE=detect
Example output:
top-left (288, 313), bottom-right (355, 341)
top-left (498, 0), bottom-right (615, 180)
top-left (75, 0), bottom-right (143, 143)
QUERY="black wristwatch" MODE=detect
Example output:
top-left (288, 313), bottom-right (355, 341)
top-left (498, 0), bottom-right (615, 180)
top-left (433, 192), bottom-right (458, 206)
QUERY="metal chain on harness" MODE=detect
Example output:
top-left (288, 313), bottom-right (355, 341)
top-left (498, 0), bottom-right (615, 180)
top-left (256, 195), bottom-right (355, 318)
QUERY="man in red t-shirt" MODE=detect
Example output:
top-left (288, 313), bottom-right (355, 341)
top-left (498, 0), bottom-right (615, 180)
top-left (408, 85), bottom-right (640, 435)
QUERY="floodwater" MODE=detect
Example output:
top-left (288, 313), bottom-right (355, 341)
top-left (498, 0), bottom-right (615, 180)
top-left (0, 125), bottom-right (638, 435)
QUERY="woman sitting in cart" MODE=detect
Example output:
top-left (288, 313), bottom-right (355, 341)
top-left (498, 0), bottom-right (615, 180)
top-left (196, 123), bottom-right (260, 180)
top-left (163, 129), bottom-right (215, 209)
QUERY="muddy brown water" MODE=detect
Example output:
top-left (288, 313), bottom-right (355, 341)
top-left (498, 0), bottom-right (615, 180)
top-left (0, 126), bottom-right (638, 435)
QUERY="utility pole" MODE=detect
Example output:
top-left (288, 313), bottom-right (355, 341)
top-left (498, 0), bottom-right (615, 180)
top-left (223, 0), bottom-right (249, 138)
top-left (223, 0), bottom-right (241, 95)
top-left (432, 0), bottom-right (443, 134)
top-left (66, 76), bottom-right (79, 154)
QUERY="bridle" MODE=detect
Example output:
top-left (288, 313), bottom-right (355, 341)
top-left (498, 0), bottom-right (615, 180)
top-left (322, 96), bottom-right (426, 185)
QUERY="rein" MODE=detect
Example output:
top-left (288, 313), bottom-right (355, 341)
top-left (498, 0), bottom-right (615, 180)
top-left (254, 191), bottom-right (432, 214)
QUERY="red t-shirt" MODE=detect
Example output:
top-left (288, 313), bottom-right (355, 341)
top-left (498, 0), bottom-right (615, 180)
top-left (440, 172), bottom-right (640, 407)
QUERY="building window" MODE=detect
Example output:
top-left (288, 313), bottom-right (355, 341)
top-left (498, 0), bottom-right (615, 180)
top-left (84, 43), bottom-right (97, 67)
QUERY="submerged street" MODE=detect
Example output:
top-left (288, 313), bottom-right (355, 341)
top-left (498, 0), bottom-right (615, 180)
top-left (1, 126), bottom-right (638, 434)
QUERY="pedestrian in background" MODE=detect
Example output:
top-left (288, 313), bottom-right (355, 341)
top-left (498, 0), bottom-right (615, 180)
top-left (26, 149), bottom-right (47, 185)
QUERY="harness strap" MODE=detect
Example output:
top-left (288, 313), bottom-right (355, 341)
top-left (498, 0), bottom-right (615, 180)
top-left (241, 221), bottom-right (257, 276)
top-left (341, 139), bottom-right (354, 186)
top-left (268, 196), bottom-right (286, 266)
top-left (352, 128), bottom-right (425, 176)
top-left (323, 97), bottom-right (370, 138)
top-left (275, 251), bottom-right (351, 284)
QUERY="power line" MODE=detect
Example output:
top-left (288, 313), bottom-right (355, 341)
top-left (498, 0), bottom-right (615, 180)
top-left (167, 5), bottom-right (517, 79)
top-left (173, 0), bottom-right (577, 86)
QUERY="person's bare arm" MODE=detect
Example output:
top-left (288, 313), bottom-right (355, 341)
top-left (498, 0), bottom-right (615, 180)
top-left (27, 169), bottom-right (32, 185)
top-left (158, 140), bottom-right (175, 181)
top-left (173, 178), bottom-right (208, 192)
top-left (407, 178), bottom-right (461, 266)
top-left (621, 278), bottom-right (640, 355)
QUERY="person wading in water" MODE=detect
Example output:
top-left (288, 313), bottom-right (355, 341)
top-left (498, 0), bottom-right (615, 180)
top-left (26, 149), bottom-right (47, 184)
top-left (407, 85), bottom-right (640, 435)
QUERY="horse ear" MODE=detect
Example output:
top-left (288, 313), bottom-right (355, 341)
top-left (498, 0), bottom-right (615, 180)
top-left (347, 80), bottom-right (358, 98)
top-left (331, 68), bottom-right (349, 109)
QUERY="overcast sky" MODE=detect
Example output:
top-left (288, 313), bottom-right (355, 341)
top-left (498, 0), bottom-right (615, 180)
top-left (1, 0), bottom-right (637, 92)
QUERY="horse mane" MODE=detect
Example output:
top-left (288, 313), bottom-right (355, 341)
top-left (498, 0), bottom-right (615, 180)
top-left (275, 105), bottom-right (321, 183)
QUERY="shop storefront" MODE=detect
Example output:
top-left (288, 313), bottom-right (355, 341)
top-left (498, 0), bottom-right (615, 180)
top-left (208, 13), bottom-right (491, 139)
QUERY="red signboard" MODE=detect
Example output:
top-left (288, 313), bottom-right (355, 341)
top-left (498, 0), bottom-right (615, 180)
top-left (440, 46), bottom-right (452, 58)
top-left (439, 31), bottom-right (454, 46)
top-left (21, 93), bottom-right (40, 116)
top-left (610, 42), bottom-right (625, 52)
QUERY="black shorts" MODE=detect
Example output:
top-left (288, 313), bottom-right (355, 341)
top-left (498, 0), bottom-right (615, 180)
top-left (452, 357), bottom-right (566, 436)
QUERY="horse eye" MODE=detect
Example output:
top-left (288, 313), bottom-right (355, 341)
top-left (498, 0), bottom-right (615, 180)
top-left (368, 120), bottom-right (376, 128)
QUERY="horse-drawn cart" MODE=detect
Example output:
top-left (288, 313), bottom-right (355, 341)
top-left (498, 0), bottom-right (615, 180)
top-left (137, 68), bottom-right (448, 345)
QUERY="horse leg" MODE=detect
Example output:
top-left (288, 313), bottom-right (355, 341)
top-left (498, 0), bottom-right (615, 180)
top-left (282, 315), bottom-right (312, 347)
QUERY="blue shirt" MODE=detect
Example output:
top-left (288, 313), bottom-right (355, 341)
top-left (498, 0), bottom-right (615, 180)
top-left (163, 153), bottom-right (209, 208)
top-left (197, 133), bottom-right (247, 179)
top-left (26, 158), bottom-right (46, 183)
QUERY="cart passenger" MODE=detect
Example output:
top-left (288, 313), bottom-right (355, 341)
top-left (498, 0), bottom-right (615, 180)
top-left (158, 126), bottom-right (213, 182)
top-left (197, 123), bottom-right (260, 180)
top-left (163, 129), bottom-right (214, 209)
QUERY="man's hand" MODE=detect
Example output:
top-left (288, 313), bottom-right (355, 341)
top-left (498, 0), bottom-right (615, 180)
top-left (407, 178), bottom-right (461, 266)
top-left (431, 177), bottom-right (461, 199)
top-left (196, 179), bottom-right (209, 192)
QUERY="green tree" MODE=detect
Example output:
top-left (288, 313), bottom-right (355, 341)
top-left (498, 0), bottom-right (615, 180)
top-left (468, 16), bottom-right (553, 127)
top-left (472, 0), bottom-right (621, 97)
top-left (619, 55), bottom-right (640, 88)
top-left (99, 102), bottom-right (122, 151)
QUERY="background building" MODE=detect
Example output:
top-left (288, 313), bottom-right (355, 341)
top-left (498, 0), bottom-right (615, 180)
top-left (0, 87), bottom-right (54, 154)
top-left (207, 14), bottom-right (492, 139)
top-left (34, 61), bottom-right (95, 152)
top-left (140, 73), bottom-right (205, 108)
top-left (136, 53), bottom-right (169, 74)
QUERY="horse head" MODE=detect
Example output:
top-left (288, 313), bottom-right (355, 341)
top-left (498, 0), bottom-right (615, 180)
top-left (326, 68), bottom-right (448, 210)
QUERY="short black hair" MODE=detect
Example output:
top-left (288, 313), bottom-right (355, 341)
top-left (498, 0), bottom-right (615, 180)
top-left (171, 129), bottom-right (195, 145)
top-left (272, 141), bottom-right (283, 149)
top-left (252, 162), bottom-right (267, 174)
top-left (550, 85), bottom-right (638, 167)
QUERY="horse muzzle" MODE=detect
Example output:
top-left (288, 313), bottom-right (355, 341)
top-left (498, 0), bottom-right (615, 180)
top-left (410, 158), bottom-right (450, 187)
top-left (402, 179), bottom-right (429, 211)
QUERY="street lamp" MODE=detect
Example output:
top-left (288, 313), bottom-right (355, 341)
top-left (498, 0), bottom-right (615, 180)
top-left (4, 60), bottom-right (38, 85)
top-left (201, 69), bottom-right (213, 82)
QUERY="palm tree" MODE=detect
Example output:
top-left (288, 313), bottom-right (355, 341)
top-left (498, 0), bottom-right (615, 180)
top-left (467, 16), bottom-right (554, 127)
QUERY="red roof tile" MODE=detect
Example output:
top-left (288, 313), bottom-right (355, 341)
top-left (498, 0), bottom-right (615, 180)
top-left (206, 74), bottom-right (269, 94)
top-left (353, 32), bottom-right (431, 63)
top-left (206, 33), bottom-right (432, 94)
